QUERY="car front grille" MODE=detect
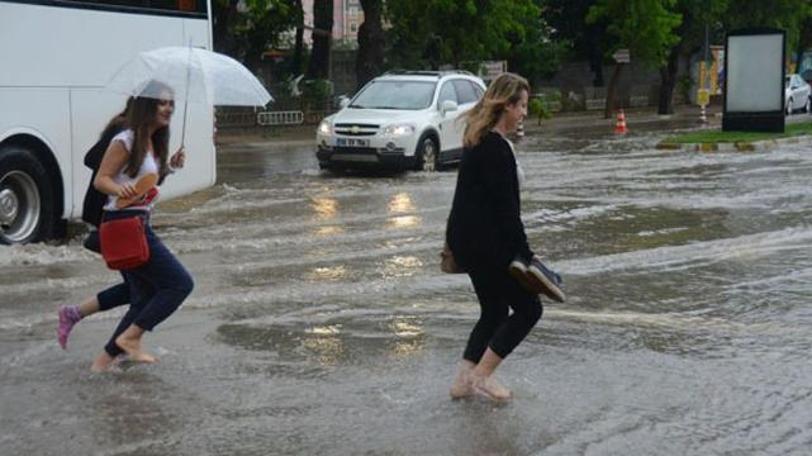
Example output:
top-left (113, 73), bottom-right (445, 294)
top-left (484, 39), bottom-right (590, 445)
top-left (334, 123), bottom-right (379, 136)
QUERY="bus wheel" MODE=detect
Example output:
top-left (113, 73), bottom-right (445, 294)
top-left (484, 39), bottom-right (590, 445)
top-left (0, 146), bottom-right (55, 244)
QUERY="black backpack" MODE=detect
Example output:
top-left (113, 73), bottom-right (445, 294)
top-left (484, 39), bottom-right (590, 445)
top-left (81, 126), bottom-right (124, 227)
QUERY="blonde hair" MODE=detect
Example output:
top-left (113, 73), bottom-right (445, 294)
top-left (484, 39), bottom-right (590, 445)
top-left (462, 72), bottom-right (529, 148)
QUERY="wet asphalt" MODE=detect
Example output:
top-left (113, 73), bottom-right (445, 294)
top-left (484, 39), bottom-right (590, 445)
top-left (1, 115), bottom-right (812, 455)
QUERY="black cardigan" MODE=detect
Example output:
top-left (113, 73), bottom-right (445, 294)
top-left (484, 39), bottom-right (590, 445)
top-left (446, 131), bottom-right (533, 271)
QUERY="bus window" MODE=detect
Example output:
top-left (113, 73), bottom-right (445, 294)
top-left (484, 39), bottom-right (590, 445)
top-left (58, 0), bottom-right (207, 15)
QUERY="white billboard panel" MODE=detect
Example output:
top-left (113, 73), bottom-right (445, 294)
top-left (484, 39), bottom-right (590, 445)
top-left (726, 34), bottom-right (783, 112)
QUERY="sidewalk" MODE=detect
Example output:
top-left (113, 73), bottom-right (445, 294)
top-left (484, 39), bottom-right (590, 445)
top-left (214, 104), bottom-right (723, 146)
top-left (524, 104), bottom-right (722, 135)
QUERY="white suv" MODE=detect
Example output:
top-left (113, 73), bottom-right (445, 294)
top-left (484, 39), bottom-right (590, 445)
top-left (316, 71), bottom-right (486, 171)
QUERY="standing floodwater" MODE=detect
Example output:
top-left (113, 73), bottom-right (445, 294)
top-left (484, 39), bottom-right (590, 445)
top-left (1, 126), bottom-right (811, 454)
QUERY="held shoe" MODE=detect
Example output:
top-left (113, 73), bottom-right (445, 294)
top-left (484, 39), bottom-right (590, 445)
top-left (508, 256), bottom-right (536, 292)
top-left (526, 256), bottom-right (565, 303)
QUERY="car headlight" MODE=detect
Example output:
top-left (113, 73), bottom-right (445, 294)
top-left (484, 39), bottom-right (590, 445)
top-left (381, 124), bottom-right (416, 137)
top-left (318, 120), bottom-right (332, 135)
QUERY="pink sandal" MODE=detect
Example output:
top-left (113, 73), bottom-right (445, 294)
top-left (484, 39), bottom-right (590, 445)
top-left (57, 305), bottom-right (82, 350)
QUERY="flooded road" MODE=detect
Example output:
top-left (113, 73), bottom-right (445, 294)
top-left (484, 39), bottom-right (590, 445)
top-left (2, 122), bottom-right (812, 455)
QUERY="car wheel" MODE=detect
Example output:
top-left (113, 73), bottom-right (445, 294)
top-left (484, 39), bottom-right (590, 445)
top-left (786, 98), bottom-right (793, 115)
top-left (0, 145), bottom-right (55, 244)
top-left (806, 97), bottom-right (811, 114)
top-left (416, 136), bottom-right (438, 172)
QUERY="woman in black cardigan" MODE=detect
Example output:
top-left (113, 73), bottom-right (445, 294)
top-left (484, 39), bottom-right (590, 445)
top-left (446, 73), bottom-right (539, 402)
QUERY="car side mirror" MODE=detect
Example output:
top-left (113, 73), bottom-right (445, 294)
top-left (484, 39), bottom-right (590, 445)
top-left (338, 96), bottom-right (351, 109)
top-left (441, 100), bottom-right (458, 114)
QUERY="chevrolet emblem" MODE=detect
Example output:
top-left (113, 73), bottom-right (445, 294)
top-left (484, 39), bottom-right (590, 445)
top-left (351, 125), bottom-right (360, 134)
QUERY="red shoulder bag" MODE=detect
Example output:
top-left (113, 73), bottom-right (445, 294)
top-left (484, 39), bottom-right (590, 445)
top-left (99, 215), bottom-right (150, 270)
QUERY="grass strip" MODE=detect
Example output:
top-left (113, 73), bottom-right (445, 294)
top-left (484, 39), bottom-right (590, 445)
top-left (662, 121), bottom-right (812, 144)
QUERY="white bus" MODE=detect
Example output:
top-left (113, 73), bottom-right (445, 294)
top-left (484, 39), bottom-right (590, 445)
top-left (0, 0), bottom-right (216, 244)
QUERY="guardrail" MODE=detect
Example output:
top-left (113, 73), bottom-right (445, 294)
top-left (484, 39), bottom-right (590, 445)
top-left (257, 110), bottom-right (305, 126)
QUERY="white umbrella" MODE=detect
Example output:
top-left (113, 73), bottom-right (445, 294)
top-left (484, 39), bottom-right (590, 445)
top-left (106, 46), bottom-right (273, 144)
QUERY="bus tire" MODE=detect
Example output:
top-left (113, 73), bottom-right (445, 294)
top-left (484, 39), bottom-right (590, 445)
top-left (0, 145), bottom-right (55, 244)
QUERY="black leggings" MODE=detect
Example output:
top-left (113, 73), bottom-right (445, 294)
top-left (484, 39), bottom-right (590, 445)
top-left (463, 265), bottom-right (543, 362)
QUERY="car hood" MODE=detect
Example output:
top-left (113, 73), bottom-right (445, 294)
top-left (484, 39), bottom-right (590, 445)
top-left (332, 108), bottom-right (424, 125)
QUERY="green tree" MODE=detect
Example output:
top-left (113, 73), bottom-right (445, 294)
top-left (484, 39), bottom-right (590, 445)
top-left (356, 0), bottom-right (385, 90)
top-left (547, 0), bottom-right (610, 86)
top-left (723, 0), bottom-right (812, 53)
top-left (212, 0), bottom-right (300, 73)
top-left (655, 0), bottom-right (728, 114)
top-left (588, 0), bottom-right (682, 117)
top-left (306, 0), bottom-right (333, 79)
top-left (384, 0), bottom-right (562, 82)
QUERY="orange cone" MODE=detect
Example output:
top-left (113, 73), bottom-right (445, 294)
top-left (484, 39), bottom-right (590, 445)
top-left (614, 109), bottom-right (628, 135)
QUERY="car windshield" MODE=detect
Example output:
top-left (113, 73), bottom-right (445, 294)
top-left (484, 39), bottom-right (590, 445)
top-left (349, 80), bottom-right (437, 110)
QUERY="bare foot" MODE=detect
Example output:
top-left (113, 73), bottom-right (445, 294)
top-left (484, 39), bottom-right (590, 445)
top-left (449, 361), bottom-right (476, 399)
top-left (90, 352), bottom-right (116, 372)
top-left (471, 374), bottom-right (513, 402)
top-left (115, 335), bottom-right (158, 364)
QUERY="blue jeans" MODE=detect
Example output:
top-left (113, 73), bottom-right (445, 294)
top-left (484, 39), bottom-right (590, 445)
top-left (102, 213), bottom-right (194, 357)
top-left (96, 275), bottom-right (130, 312)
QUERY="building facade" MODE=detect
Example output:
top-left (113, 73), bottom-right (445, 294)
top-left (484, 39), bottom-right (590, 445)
top-left (301, 0), bottom-right (365, 46)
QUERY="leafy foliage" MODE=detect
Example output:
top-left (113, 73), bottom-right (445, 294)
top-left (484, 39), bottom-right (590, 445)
top-left (384, 0), bottom-right (565, 81)
top-left (212, 0), bottom-right (300, 72)
top-left (587, 0), bottom-right (682, 68)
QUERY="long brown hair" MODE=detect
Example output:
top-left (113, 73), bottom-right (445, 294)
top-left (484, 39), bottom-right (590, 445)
top-left (99, 97), bottom-right (133, 140)
top-left (123, 80), bottom-right (172, 178)
top-left (462, 73), bottom-right (530, 148)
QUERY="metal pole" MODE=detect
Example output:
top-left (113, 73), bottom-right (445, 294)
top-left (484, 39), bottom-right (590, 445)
top-left (181, 40), bottom-right (193, 148)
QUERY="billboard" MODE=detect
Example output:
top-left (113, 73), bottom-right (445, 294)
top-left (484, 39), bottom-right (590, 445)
top-left (722, 29), bottom-right (785, 132)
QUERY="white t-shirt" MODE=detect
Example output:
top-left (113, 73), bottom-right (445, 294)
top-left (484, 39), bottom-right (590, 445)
top-left (103, 129), bottom-right (160, 211)
top-left (491, 130), bottom-right (525, 189)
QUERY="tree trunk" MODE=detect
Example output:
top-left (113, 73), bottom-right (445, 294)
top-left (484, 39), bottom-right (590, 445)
top-left (212, 0), bottom-right (239, 58)
top-left (291, 0), bottom-right (305, 76)
top-left (586, 24), bottom-right (605, 87)
top-left (604, 64), bottom-right (622, 119)
top-left (356, 0), bottom-right (385, 91)
top-left (657, 47), bottom-right (680, 115)
top-left (306, 0), bottom-right (333, 80)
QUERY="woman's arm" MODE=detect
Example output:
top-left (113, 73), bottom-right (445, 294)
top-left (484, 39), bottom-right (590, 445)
top-left (481, 138), bottom-right (533, 264)
top-left (94, 141), bottom-right (137, 198)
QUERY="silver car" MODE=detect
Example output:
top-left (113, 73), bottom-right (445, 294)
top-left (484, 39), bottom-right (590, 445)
top-left (784, 74), bottom-right (811, 115)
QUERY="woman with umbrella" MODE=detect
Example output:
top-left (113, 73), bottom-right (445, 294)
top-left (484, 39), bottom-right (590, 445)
top-left (89, 79), bottom-right (193, 371)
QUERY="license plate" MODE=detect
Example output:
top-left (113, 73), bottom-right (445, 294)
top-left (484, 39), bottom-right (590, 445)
top-left (336, 137), bottom-right (369, 147)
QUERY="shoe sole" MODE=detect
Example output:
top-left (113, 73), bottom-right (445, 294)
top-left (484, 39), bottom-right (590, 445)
top-left (509, 261), bottom-right (538, 293)
top-left (527, 266), bottom-right (566, 302)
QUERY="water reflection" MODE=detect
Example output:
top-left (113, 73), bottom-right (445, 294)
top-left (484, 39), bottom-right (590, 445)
top-left (306, 265), bottom-right (348, 282)
top-left (388, 316), bottom-right (425, 358)
top-left (381, 255), bottom-right (423, 278)
top-left (310, 196), bottom-right (339, 220)
top-left (387, 193), bottom-right (422, 229)
top-left (303, 325), bottom-right (344, 366)
top-left (314, 225), bottom-right (345, 236)
top-left (388, 192), bottom-right (416, 214)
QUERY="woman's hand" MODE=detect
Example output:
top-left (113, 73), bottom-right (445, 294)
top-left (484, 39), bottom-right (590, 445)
top-left (169, 147), bottom-right (186, 169)
top-left (116, 183), bottom-right (138, 199)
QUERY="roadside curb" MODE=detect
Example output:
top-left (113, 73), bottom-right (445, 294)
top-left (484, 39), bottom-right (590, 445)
top-left (656, 135), bottom-right (812, 152)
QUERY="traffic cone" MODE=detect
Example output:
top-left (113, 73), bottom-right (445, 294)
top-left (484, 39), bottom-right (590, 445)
top-left (614, 109), bottom-right (628, 135)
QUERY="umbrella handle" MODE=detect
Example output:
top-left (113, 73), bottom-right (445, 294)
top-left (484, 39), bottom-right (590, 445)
top-left (180, 41), bottom-right (193, 148)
